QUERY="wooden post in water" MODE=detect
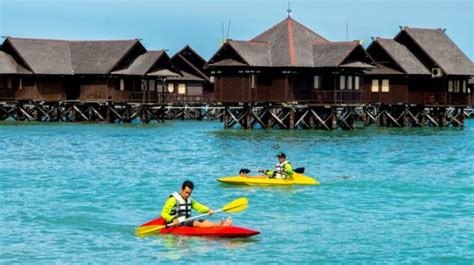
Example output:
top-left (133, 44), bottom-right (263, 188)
top-left (381, 111), bottom-right (387, 127)
top-left (224, 106), bottom-right (229, 129)
top-left (267, 109), bottom-right (273, 129)
top-left (195, 107), bottom-right (202, 120)
top-left (331, 108), bottom-right (337, 130)
top-left (289, 108), bottom-right (295, 129)
top-left (439, 108), bottom-right (446, 127)
top-left (309, 113), bottom-right (315, 129)
top-left (419, 108), bottom-right (426, 127)
top-left (403, 106), bottom-right (410, 127)
top-left (360, 111), bottom-right (368, 126)
top-left (245, 104), bottom-right (251, 129)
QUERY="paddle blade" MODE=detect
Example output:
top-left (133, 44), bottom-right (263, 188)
top-left (222, 197), bottom-right (248, 213)
top-left (294, 167), bottom-right (305, 174)
top-left (135, 224), bottom-right (166, 237)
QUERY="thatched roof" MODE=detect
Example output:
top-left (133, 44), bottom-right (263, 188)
top-left (396, 27), bottom-right (472, 75)
top-left (3, 37), bottom-right (141, 75)
top-left (207, 17), bottom-right (373, 69)
top-left (0, 51), bottom-right (31, 74)
top-left (168, 71), bottom-right (205, 82)
top-left (251, 17), bottom-right (329, 67)
top-left (112, 50), bottom-right (166, 76)
top-left (70, 40), bottom-right (141, 74)
top-left (313, 41), bottom-right (361, 67)
top-left (226, 40), bottom-right (272, 66)
top-left (147, 69), bottom-right (180, 77)
top-left (365, 63), bottom-right (404, 75)
top-left (172, 50), bottom-right (209, 81)
top-left (370, 38), bottom-right (430, 75)
top-left (174, 45), bottom-right (207, 70)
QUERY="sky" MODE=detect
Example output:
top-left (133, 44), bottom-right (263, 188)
top-left (0, 0), bottom-right (472, 61)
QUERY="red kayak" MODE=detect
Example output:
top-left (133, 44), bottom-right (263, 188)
top-left (140, 217), bottom-right (260, 238)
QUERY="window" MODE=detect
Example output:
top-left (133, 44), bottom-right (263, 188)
top-left (313, 75), bottom-right (321, 89)
top-left (339, 76), bottom-right (346, 90)
top-left (455, 80), bottom-right (460, 93)
top-left (7, 78), bottom-right (12, 89)
top-left (141, 79), bottom-right (146, 91)
top-left (448, 80), bottom-right (453, 92)
top-left (120, 79), bottom-right (125, 91)
top-left (462, 80), bottom-right (466, 93)
top-left (157, 83), bottom-right (164, 93)
top-left (381, 79), bottom-right (390, 92)
top-left (19, 78), bottom-right (23, 90)
top-left (354, 76), bottom-right (360, 90)
top-left (347, 76), bottom-right (353, 90)
top-left (148, 80), bottom-right (156, 91)
top-left (210, 76), bottom-right (215, 84)
top-left (167, 83), bottom-right (174, 93)
top-left (371, 79), bottom-right (379, 92)
top-left (251, 74), bottom-right (256, 89)
top-left (178, 83), bottom-right (186, 95)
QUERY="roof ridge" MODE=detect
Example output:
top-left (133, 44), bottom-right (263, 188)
top-left (287, 18), bottom-right (296, 66)
top-left (289, 17), bottom-right (329, 42)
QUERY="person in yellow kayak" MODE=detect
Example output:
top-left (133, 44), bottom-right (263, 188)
top-left (259, 152), bottom-right (294, 179)
top-left (161, 180), bottom-right (232, 227)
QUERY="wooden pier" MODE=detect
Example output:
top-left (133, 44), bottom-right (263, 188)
top-left (223, 103), bottom-right (466, 130)
top-left (0, 100), bottom-right (223, 123)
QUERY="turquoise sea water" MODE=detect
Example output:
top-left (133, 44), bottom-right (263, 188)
top-left (1, 120), bottom-right (473, 264)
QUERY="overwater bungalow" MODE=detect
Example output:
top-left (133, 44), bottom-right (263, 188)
top-left (0, 37), bottom-right (180, 103)
top-left (365, 27), bottom-right (472, 107)
top-left (206, 16), bottom-right (375, 105)
top-left (168, 45), bottom-right (213, 103)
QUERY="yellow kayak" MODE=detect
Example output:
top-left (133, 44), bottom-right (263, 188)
top-left (217, 173), bottom-right (319, 186)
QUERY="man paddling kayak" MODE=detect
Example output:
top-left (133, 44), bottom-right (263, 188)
top-left (259, 152), bottom-right (294, 179)
top-left (161, 180), bottom-right (232, 227)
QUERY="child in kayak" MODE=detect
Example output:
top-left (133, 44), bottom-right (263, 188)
top-left (161, 180), bottom-right (232, 227)
top-left (259, 152), bottom-right (294, 179)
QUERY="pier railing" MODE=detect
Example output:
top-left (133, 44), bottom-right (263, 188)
top-left (310, 90), bottom-right (365, 105)
top-left (111, 91), bottom-right (215, 104)
top-left (1, 88), bottom-right (470, 107)
top-left (0, 89), bottom-right (17, 100)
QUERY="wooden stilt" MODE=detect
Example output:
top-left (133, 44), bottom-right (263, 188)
top-left (439, 108), bottom-right (446, 127)
top-left (289, 108), bottom-right (295, 129)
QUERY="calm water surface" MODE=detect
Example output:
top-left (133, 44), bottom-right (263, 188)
top-left (1, 120), bottom-right (473, 264)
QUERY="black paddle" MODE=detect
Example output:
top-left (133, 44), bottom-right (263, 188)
top-left (239, 167), bottom-right (305, 174)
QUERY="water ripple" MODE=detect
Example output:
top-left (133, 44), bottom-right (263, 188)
top-left (1, 120), bottom-right (473, 263)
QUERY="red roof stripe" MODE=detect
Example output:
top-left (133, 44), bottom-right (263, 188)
top-left (287, 19), bottom-right (296, 66)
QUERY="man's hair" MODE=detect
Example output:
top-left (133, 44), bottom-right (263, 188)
top-left (182, 180), bottom-right (194, 190)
